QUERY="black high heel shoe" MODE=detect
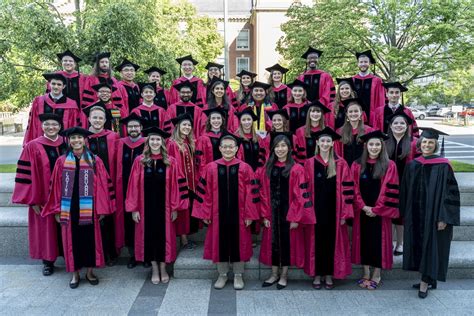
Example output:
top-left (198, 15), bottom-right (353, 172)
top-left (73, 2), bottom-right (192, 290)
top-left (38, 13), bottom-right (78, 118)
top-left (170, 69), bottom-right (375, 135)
top-left (262, 275), bottom-right (279, 287)
top-left (418, 288), bottom-right (429, 299)
top-left (412, 280), bottom-right (437, 290)
top-left (69, 276), bottom-right (80, 289)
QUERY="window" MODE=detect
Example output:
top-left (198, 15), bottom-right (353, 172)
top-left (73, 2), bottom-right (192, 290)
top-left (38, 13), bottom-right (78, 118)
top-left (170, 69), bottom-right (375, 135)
top-left (236, 57), bottom-right (250, 73)
top-left (236, 29), bottom-right (250, 50)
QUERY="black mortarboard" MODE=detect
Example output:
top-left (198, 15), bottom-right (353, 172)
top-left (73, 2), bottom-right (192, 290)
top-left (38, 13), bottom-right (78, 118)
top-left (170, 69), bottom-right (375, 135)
top-left (235, 107), bottom-right (258, 121)
top-left (312, 127), bottom-right (341, 140)
top-left (82, 102), bottom-right (112, 121)
top-left (270, 131), bottom-right (294, 148)
top-left (419, 127), bottom-right (448, 140)
top-left (208, 77), bottom-right (230, 90)
top-left (60, 126), bottom-right (94, 138)
top-left (203, 107), bottom-right (228, 118)
top-left (301, 46), bottom-right (323, 59)
top-left (43, 73), bottom-right (67, 84)
top-left (267, 109), bottom-right (290, 121)
top-left (94, 52), bottom-right (111, 62)
top-left (39, 113), bottom-right (62, 124)
top-left (171, 112), bottom-right (194, 126)
top-left (120, 112), bottom-right (145, 125)
top-left (91, 82), bottom-right (117, 92)
top-left (383, 82), bottom-right (408, 92)
top-left (359, 130), bottom-right (389, 142)
top-left (355, 50), bottom-right (376, 64)
top-left (236, 70), bottom-right (257, 78)
top-left (57, 49), bottom-right (82, 63)
top-left (144, 66), bottom-right (167, 76)
top-left (287, 79), bottom-right (310, 91)
top-left (142, 126), bottom-right (171, 138)
top-left (336, 77), bottom-right (355, 90)
top-left (265, 63), bottom-right (289, 74)
top-left (219, 132), bottom-right (241, 147)
top-left (387, 112), bottom-right (414, 125)
top-left (305, 100), bottom-right (331, 114)
top-left (115, 58), bottom-right (140, 72)
top-left (138, 81), bottom-right (157, 91)
top-left (342, 98), bottom-right (363, 108)
top-left (250, 81), bottom-right (271, 90)
top-left (176, 55), bottom-right (199, 65)
top-left (174, 80), bottom-right (197, 92)
top-left (205, 62), bottom-right (224, 70)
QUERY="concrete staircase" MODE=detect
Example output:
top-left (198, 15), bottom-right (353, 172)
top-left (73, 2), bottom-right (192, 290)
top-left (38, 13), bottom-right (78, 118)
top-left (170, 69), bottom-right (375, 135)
top-left (1, 173), bottom-right (474, 280)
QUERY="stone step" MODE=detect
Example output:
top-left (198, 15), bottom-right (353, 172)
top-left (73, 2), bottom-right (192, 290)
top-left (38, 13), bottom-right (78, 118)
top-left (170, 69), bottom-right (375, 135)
top-left (173, 241), bottom-right (474, 280)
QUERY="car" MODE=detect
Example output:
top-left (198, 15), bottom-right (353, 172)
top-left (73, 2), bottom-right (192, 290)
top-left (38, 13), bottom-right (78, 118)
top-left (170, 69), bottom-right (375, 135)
top-left (409, 108), bottom-right (426, 120)
top-left (436, 108), bottom-right (451, 116)
top-left (426, 107), bottom-right (440, 116)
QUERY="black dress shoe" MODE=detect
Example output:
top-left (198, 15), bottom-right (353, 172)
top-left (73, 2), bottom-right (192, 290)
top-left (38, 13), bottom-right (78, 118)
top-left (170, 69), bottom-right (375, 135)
top-left (69, 276), bottom-right (80, 289)
top-left (418, 288), bottom-right (429, 299)
top-left (412, 281), bottom-right (437, 290)
top-left (127, 257), bottom-right (137, 269)
top-left (393, 250), bottom-right (403, 256)
top-left (276, 282), bottom-right (287, 290)
top-left (86, 274), bottom-right (99, 286)
top-left (262, 278), bottom-right (279, 287)
top-left (43, 265), bottom-right (54, 276)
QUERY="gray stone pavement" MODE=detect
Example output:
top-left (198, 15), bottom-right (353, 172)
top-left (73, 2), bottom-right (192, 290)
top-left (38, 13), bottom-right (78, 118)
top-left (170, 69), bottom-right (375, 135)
top-left (1, 260), bottom-right (473, 315)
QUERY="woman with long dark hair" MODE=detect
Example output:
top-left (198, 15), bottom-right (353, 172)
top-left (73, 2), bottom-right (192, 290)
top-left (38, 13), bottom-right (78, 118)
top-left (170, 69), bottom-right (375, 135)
top-left (294, 101), bottom-right (331, 164)
top-left (126, 127), bottom-right (188, 284)
top-left (201, 62), bottom-right (235, 105)
top-left (283, 79), bottom-right (310, 132)
top-left (332, 78), bottom-right (358, 130)
top-left (351, 130), bottom-right (399, 290)
top-left (385, 112), bottom-right (419, 256)
top-left (235, 70), bottom-right (257, 106)
top-left (168, 113), bottom-right (200, 250)
top-left (42, 127), bottom-right (114, 288)
top-left (266, 63), bottom-right (290, 109)
top-left (303, 127), bottom-right (354, 289)
top-left (235, 108), bottom-right (266, 172)
top-left (257, 135), bottom-right (315, 289)
top-left (335, 98), bottom-right (372, 166)
top-left (202, 78), bottom-right (238, 132)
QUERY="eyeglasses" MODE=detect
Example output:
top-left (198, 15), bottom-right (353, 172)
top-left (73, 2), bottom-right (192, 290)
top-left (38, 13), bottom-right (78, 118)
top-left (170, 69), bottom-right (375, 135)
top-left (128, 125), bottom-right (141, 129)
top-left (98, 90), bottom-right (111, 94)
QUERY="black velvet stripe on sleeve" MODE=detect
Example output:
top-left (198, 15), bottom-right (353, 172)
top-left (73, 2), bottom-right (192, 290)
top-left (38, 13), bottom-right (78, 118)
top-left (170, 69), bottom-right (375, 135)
top-left (16, 168), bottom-right (31, 175)
top-left (386, 183), bottom-right (399, 190)
top-left (15, 177), bottom-right (31, 184)
top-left (17, 160), bottom-right (31, 166)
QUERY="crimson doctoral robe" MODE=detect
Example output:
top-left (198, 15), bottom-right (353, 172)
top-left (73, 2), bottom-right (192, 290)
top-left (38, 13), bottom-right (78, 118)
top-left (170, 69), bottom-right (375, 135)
top-left (167, 101), bottom-right (204, 139)
top-left (42, 155), bottom-right (114, 272)
top-left (169, 76), bottom-right (205, 107)
top-left (12, 136), bottom-right (67, 261)
top-left (192, 158), bottom-right (260, 263)
top-left (82, 75), bottom-right (126, 114)
top-left (293, 126), bottom-right (321, 164)
top-left (270, 84), bottom-right (291, 109)
top-left (47, 71), bottom-right (88, 110)
top-left (131, 104), bottom-right (172, 132)
top-left (352, 73), bottom-right (385, 126)
top-left (116, 80), bottom-right (140, 113)
top-left (372, 105), bottom-right (419, 137)
top-left (297, 70), bottom-right (335, 107)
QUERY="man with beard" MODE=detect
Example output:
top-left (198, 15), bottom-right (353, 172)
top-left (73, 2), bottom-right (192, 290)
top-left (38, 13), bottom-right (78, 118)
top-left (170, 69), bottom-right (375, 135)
top-left (115, 113), bottom-right (146, 268)
top-left (297, 47), bottom-right (335, 107)
top-left (167, 80), bottom-right (204, 138)
top-left (351, 50), bottom-right (385, 126)
top-left (116, 59), bottom-right (141, 113)
top-left (82, 52), bottom-right (125, 114)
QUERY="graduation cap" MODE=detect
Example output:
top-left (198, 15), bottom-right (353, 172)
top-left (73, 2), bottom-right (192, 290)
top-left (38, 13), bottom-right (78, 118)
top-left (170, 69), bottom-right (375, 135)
top-left (336, 77), bottom-right (355, 90)
top-left (219, 132), bottom-right (241, 147)
top-left (269, 131), bottom-right (294, 148)
top-left (138, 81), bottom-right (157, 92)
top-left (142, 126), bottom-right (171, 138)
top-left (60, 126), bottom-right (94, 138)
top-left (57, 49), bottom-right (82, 63)
top-left (419, 127), bottom-right (448, 157)
top-left (203, 107), bottom-right (228, 118)
top-left (208, 77), bottom-right (230, 90)
top-left (387, 112), bottom-right (414, 125)
top-left (359, 130), bottom-right (389, 142)
top-left (171, 112), bottom-right (194, 126)
top-left (287, 79), bottom-right (309, 91)
top-left (250, 81), bottom-right (271, 90)
top-left (383, 82), bottom-right (408, 92)
top-left (301, 46), bottom-right (323, 59)
top-left (205, 62), bottom-right (224, 70)
top-left (39, 113), bottom-right (62, 124)
top-left (176, 55), bottom-right (198, 65)
top-left (42, 73), bottom-right (67, 84)
top-left (236, 70), bottom-right (257, 78)
top-left (120, 112), bottom-right (145, 126)
top-left (342, 98), bottom-right (363, 108)
top-left (91, 82), bottom-right (117, 92)
top-left (267, 109), bottom-right (290, 121)
top-left (174, 80), bottom-right (197, 92)
top-left (144, 66), bottom-right (167, 76)
top-left (355, 50), bottom-right (376, 64)
top-left (265, 63), bottom-right (289, 74)
top-left (312, 127), bottom-right (341, 141)
top-left (82, 102), bottom-right (112, 122)
top-left (115, 58), bottom-right (140, 72)
top-left (94, 52), bottom-right (111, 62)
top-left (235, 107), bottom-right (258, 121)
top-left (305, 100), bottom-right (331, 114)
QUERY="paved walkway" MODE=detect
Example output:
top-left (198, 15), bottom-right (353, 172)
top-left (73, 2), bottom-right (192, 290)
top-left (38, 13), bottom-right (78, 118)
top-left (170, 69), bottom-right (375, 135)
top-left (1, 260), bottom-right (473, 315)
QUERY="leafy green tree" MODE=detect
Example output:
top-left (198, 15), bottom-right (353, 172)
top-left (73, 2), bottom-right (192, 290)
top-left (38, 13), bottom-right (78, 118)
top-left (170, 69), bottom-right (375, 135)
top-left (277, 0), bottom-right (473, 85)
top-left (0, 0), bottom-right (222, 111)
